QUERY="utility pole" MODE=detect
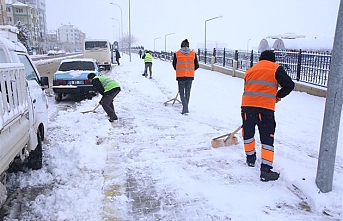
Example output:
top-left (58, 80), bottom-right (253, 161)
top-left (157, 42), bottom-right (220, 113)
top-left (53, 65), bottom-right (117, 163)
top-left (128, 0), bottom-right (131, 62)
top-left (316, 0), bottom-right (343, 193)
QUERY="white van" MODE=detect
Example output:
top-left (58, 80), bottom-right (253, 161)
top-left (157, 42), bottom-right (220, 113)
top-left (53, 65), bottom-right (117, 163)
top-left (83, 39), bottom-right (112, 70)
top-left (0, 26), bottom-right (49, 207)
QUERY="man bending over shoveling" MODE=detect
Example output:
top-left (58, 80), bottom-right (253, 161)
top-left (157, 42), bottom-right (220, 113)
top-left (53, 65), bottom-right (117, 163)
top-left (87, 73), bottom-right (121, 122)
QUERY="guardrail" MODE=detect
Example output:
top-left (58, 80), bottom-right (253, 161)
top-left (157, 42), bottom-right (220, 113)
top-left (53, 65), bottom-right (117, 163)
top-left (144, 49), bottom-right (331, 88)
top-left (198, 49), bottom-right (331, 88)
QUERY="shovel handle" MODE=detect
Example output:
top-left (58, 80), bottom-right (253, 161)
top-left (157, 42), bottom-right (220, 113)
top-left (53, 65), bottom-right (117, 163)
top-left (81, 103), bottom-right (101, 114)
top-left (224, 125), bottom-right (242, 141)
top-left (212, 133), bottom-right (231, 140)
top-left (92, 103), bottom-right (101, 112)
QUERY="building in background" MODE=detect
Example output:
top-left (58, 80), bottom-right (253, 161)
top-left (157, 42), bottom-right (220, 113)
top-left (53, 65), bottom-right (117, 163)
top-left (5, 1), bottom-right (39, 50)
top-left (0, 0), bottom-right (8, 25)
top-left (2, 0), bottom-right (85, 54)
top-left (258, 34), bottom-right (333, 53)
top-left (15, 0), bottom-right (47, 39)
top-left (57, 24), bottom-right (85, 52)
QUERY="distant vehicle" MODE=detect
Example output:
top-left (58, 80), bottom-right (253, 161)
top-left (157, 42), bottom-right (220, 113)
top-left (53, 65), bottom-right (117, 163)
top-left (83, 39), bottom-right (112, 70)
top-left (52, 58), bottom-right (103, 101)
top-left (47, 50), bottom-right (57, 56)
top-left (57, 50), bottom-right (66, 55)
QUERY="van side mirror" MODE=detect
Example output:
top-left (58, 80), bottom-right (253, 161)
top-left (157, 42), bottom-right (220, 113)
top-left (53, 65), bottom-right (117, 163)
top-left (40, 76), bottom-right (49, 89)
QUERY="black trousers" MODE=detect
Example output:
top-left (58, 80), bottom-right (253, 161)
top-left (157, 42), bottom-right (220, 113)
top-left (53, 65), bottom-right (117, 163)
top-left (241, 108), bottom-right (276, 171)
top-left (101, 87), bottom-right (121, 119)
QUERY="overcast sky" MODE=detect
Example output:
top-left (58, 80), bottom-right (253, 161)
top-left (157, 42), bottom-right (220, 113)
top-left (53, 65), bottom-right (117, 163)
top-left (45, 0), bottom-right (340, 51)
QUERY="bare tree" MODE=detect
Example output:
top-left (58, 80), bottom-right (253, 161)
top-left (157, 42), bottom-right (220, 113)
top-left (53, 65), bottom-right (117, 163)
top-left (119, 33), bottom-right (137, 51)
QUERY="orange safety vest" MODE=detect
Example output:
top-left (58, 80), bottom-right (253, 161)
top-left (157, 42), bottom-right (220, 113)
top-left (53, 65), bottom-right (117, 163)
top-left (175, 50), bottom-right (196, 78)
top-left (241, 60), bottom-right (279, 111)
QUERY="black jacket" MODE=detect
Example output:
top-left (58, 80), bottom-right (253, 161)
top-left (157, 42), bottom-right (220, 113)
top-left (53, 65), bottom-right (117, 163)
top-left (275, 66), bottom-right (295, 99)
top-left (115, 50), bottom-right (121, 59)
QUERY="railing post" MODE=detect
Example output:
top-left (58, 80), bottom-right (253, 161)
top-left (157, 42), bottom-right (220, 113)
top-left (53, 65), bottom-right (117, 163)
top-left (296, 49), bottom-right (302, 81)
top-left (250, 50), bottom-right (254, 67)
top-left (234, 50), bottom-right (238, 61)
top-left (233, 50), bottom-right (238, 77)
top-left (211, 48), bottom-right (215, 71)
top-left (211, 56), bottom-right (215, 71)
top-left (223, 48), bottom-right (226, 67)
top-left (205, 49), bottom-right (207, 64)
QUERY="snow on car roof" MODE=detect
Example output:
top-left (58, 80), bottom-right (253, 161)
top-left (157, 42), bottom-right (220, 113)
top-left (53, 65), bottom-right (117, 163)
top-left (60, 58), bottom-right (97, 63)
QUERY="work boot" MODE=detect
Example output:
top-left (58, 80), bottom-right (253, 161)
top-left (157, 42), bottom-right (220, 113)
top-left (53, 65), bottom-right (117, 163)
top-left (108, 115), bottom-right (118, 122)
top-left (246, 153), bottom-right (256, 167)
top-left (260, 170), bottom-right (280, 182)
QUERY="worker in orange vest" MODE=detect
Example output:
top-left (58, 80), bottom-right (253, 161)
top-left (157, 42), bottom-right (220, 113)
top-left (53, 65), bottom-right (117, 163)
top-left (241, 50), bottom-right (294, 182)
top-left (172, 39), bottom-right (199, 114)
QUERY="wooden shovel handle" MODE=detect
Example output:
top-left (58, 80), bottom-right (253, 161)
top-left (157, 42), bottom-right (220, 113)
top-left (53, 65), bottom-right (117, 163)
top-left (92, 103), bottom-right (101, 112)
top-left (224, 125), bottom-right (242, 141)
top-left (212, 133), bottom-right (231, 140)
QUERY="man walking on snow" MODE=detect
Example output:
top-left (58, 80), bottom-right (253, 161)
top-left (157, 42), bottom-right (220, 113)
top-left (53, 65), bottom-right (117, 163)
top-left (241, 50), bottom-right (294, 182)
top-left (172, 39), bottom-right (199, 115)
top-left (142, 50), bottom-right (153, 78)
top-left (88, 73), bottom-right (121, 122)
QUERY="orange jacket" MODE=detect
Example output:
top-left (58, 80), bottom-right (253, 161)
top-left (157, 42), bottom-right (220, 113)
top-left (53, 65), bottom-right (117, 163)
top-left (241, 60), bottom-right (279, 111)
top-left (175, 50), bottom-right (196, 78)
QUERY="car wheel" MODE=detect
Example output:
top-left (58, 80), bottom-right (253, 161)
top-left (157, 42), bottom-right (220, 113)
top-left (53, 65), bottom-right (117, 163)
top-left (55, 93), bottom-right (62, 101)
top-left (27, 131), bottom-right (43, 170)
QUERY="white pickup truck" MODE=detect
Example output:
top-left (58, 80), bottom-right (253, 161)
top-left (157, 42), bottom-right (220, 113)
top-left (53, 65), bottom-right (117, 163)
top-left (0, 26), bottom-right (49, 207)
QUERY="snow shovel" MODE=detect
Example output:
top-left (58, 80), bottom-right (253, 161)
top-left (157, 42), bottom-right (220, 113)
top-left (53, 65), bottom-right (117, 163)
top-left (211, 125), bottom-right (242, 148)
top-left (164, 92), bottom-right (181, 106)
top-left (81, 103), bottom-right (101, 114)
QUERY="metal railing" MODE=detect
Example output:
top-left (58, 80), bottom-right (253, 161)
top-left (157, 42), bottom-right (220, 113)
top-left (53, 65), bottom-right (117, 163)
top-left (198, 48), bottom-right (331, 88)
top-left (145, 48), bottom-right (332, 88)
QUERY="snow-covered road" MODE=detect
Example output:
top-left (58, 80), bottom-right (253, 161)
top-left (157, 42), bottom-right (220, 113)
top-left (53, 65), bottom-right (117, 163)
top-left (1, 54), bottom-right (342, 221)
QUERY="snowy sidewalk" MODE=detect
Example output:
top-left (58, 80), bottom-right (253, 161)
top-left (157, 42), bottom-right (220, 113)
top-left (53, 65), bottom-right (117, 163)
top-left (4, 54), bottom-right (342, 221)
top-left (98, 54), bottom-right (342, 220)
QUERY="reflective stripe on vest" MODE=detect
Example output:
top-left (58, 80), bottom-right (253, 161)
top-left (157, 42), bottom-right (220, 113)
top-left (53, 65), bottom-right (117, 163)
top-left (144, 53), bottom-right (152, 63)
top-left (175, 50), bottom-right (195, 77)
top-left (241, 60), bottom-right (279, 111)
top-left (94, 76), bottom-right (119, 93)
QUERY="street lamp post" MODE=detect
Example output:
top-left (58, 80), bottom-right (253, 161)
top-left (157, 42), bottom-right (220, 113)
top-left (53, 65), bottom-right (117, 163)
top-left (111, 18), bottom-right (120, 34)
top-left (129, 0), bottom-right (131, 62)
top-left (164, 32), bottom-right (175, 52)
top-left (154, 37), bottom-right (161, 51)
top-left (247, 39), bottom-right (251, 52)
top-left (111, 25), bottom-right (119, 39)
top-left (204, 15), bottom-right (223, 52)
top-left (109, 2), bottom-right (123, 53)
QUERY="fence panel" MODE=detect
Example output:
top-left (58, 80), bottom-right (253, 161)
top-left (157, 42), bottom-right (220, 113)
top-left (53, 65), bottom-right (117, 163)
top-left (152, 48), bottom-right (331, 88)
top-left (197, 48), bottom-right (331, 87)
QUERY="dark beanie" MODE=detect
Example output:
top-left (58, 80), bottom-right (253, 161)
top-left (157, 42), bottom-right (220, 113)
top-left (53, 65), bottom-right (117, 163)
top-left (259, 50), bottom-right (276, 62)
top-left (181, 39), bottom-right (189, 47)
top-left (87, 73), bottom-right (96, 79)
